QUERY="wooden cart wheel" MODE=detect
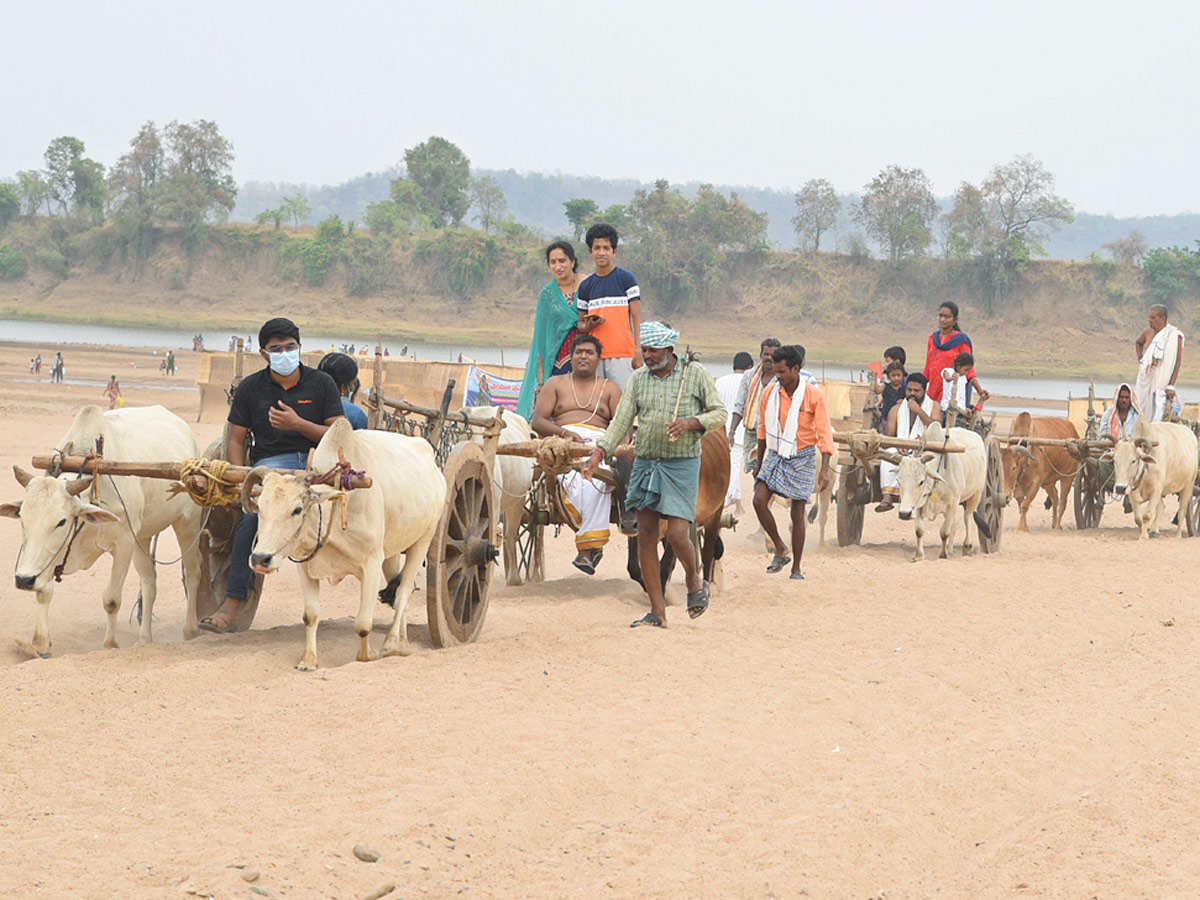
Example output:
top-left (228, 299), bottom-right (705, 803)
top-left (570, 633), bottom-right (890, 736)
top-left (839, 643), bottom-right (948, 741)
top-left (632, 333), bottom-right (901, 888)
top-left (427, 442), bottom-right (497, 648)
top-left (836, 460), bottom-right (869, 547)
top-left (1073, 460), bottom-right (1105, 530)
top-left (977, 439), bottom-right (1005, 554)
top-left (1188, 471), bottom-right (1200, 538)
top-left (513, 476), bottom-right (547, 584)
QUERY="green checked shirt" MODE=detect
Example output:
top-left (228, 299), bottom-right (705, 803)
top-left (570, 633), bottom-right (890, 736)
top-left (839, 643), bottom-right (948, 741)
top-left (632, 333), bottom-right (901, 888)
top-left (597, 356), bottom-right (728, 459)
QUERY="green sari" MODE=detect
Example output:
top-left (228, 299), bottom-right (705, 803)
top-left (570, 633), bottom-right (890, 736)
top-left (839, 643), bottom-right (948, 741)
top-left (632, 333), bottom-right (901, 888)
top-left (517, 280), bottom-right (579, 419)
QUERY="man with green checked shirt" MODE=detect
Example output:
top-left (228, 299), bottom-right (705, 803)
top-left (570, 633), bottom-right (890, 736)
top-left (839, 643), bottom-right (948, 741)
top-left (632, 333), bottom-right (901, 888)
top-left (581, 321), bottom-right (727, 628)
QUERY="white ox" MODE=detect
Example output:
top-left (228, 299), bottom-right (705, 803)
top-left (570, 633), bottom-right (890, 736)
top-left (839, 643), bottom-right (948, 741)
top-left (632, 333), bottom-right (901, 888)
top-left (243, 418), bottom-right (445, 671)
top-left (1110, 419), bottom-right (1198, 540)
top-left (461, 406), bottom-right (533, 585)
top-left (0, 405), bottom-right (204, 655)
top-left (894, 422), bottom-right (987, 560)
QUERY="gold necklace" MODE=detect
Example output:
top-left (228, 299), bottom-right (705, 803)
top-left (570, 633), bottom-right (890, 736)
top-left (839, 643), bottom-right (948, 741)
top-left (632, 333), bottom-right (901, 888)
top-left (571, 374), bottom-right (599, 410)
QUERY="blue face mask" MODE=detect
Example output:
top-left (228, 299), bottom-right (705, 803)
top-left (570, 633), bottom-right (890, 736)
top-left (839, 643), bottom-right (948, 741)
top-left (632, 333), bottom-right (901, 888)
top-left (268, 348), bottom-right (301, 376)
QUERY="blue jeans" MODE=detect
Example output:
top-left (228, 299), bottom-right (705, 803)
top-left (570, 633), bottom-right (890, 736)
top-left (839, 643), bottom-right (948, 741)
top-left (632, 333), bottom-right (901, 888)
top-left (226, 452), bottom-right (308, 602)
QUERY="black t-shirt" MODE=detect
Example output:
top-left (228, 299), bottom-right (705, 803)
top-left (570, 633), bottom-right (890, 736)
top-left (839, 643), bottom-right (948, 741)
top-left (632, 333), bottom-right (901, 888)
top-left (228, 364), bottom-right (344, 463)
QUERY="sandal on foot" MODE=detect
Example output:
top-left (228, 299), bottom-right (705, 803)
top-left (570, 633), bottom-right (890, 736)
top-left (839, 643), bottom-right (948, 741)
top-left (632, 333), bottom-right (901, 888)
top-left (572, 553), bottom-right (597, 575)
top-left (686, 582), bottom-right (710, 619)
top-left (198, 610), bottom-right (239, 634)
top-left (766, 554), bottom-right (791, 574)
top-left (789, 571), bottom-right (806, 580)
top-left (631, 613), bottom-right (666, 628)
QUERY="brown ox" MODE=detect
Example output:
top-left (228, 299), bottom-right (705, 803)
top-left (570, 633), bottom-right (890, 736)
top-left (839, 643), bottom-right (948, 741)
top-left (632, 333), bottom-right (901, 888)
top-left (610, 430), bottom-right (730, 594)
top-left (1000, 412), bottom-right (1080, 531)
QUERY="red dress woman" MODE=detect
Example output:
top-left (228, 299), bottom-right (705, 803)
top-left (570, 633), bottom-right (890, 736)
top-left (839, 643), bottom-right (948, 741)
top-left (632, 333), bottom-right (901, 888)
top-left (922, 301), bottom-right (988, 406)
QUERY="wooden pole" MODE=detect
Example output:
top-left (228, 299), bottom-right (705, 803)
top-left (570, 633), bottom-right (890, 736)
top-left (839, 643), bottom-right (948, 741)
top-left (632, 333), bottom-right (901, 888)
top-left (30, 455), bottom-right (372, 488)
top-left (832, 433), bottom-right (966, 453)
top-left (427, 379), bottom-right (457, 449)
top-left (369, 345), bottom-right (384, 429)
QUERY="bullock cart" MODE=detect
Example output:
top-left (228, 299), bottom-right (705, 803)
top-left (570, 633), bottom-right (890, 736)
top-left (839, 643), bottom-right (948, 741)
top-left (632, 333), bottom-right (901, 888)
top-left (28, 370), bottom-right (508, 648)
top-left (829, 431), bottom-right (1012, 552)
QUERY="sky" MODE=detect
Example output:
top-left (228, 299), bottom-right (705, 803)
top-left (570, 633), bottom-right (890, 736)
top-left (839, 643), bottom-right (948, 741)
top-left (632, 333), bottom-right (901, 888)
top-left (4, 0), bottom-right (1197, 218)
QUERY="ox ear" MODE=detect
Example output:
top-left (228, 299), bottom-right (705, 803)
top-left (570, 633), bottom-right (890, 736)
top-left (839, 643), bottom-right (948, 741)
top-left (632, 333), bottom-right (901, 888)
top-left (0, 500), bottom-right (22, 519)
top-left (926, 469), bottom-right (947, 485)
top-left (77, 503), bottom-right (119, 525)
top-left (920, 452), bottom-right (936, 464)
top-left (1139, 454), bottom-right (1157, 467)
top-left (315, 490), bottom-right (349, 505)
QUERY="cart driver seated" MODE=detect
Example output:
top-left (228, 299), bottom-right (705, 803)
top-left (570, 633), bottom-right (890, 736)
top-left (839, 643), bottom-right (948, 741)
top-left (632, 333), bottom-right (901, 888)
top-left (531, 333), bottom-right (623, 575)
top-left (877, 372), bottom-right (935, 512)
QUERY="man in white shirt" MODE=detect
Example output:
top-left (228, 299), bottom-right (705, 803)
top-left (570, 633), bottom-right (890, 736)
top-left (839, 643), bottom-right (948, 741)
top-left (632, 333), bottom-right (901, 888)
top-left (715, 352), bottom-right (753, 514)
top-left (1134, 305), bottom-right (1185, 422)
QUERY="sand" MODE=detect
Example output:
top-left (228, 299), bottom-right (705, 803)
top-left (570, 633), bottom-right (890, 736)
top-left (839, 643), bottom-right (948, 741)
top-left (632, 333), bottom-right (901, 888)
top-left (1, 340), bottom-right (1198, 899)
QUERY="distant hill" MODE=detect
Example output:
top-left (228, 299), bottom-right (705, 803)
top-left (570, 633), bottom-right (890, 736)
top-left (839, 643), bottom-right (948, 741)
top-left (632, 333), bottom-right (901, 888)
top-left (230, 169), bottom-right (1200, 261)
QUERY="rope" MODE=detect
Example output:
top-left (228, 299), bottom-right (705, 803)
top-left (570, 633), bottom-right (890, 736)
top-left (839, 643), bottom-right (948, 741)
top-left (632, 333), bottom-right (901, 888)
top-left (846, 430), bottom-right (883, 463)
top-left (167, 458), bottom-right (244, 508)
top-left (534, 436), bottom-right (576, 475)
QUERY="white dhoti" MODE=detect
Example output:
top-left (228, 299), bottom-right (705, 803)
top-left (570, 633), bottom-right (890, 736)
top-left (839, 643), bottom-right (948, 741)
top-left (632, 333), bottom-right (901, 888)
top-left (1135, 324), bottom-right (1185, 422)
top-left (880, 397), bottom-right (935, 492)
top-left (557, 423), bottom-right (614, 551)
top-left (726, 430), bottom-right (744, 505)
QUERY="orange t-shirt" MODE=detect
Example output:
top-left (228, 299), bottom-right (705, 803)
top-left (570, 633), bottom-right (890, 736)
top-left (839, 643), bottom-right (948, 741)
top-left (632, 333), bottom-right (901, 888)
top-left (757, 380), bottom-right (835, 456)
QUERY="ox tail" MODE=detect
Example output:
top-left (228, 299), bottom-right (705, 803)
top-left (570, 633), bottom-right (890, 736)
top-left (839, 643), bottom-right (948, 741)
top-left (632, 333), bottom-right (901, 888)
top-left (378, 575), bottom-right (402, 608)
top-left (972, 510), bottom-right (993, 541)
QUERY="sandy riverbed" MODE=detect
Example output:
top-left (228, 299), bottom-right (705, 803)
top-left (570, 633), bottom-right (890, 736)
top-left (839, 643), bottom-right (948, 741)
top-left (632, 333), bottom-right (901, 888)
top-left (0, 340), bottom-right (1198, 899)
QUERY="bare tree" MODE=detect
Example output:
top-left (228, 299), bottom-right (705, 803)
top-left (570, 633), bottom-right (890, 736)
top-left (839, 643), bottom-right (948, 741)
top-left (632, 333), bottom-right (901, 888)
top-left (1102, 230), bottom-right (1148, 267)
top-left (791, 178), bottom-right (841, 251)
top-left (469, 175), bottom-right (508, 234)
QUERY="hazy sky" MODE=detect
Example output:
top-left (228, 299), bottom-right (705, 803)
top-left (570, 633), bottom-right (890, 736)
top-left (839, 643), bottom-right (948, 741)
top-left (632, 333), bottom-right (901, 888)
top-left (5, 0), bottom-right (1197, 217)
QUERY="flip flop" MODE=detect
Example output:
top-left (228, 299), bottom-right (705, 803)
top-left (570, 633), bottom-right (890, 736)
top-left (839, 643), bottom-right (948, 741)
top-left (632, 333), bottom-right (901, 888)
top-left (631, 613), bottom-right (666, 628)
top-left (766, 554), bottom-right (791, 574)
top-left (198, 610), bottom-right (239, 634)
top-left (686, 582), bottom-right (710, 619)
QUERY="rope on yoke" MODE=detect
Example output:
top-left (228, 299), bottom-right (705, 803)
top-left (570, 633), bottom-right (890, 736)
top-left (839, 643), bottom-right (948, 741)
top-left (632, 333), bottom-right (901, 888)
top-left (845, 430), bottom-right (884, 463)
top-left (533, 435), bottom-right (576, 475)
top-left (167, 458), bottom-right (243, 508)
top-left (307, 457), bottom-right (366, 491)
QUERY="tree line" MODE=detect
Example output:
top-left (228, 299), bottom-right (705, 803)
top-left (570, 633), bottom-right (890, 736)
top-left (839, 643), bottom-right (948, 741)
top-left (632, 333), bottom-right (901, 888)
top-left (1, 127), bottom-right (1196, 311)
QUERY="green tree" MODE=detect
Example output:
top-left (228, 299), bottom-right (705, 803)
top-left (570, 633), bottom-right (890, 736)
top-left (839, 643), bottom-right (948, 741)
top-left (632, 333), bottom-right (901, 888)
top-left (365, 178), bottom-right (431, 236)
top-left (282, 194), bottom-right (312, 228)
top-left (0, 184), bottom-right (19, 231)
top-left (563, 198), bottom-right (599, 240)
top-left (853, 165), bottom-right (938, 265)
top-left (16, 170), bottom-right (52, 218)
top-left (255, 207), bottom-right (285, 230)
top-left (158, 119), bottom-right (237, 233)
top-left (404, 136), bottom-right (471, 228)
top-left (107, 122), bottom-right (168, 266)
top-left (0, 244), bottom-right (26, 279)
top-left (71, 157), bottom-right (106, 225)
top-left (469, 175), bottom-right (507, 234)
top-left (942, 182), bottom-right (987, 259)
top-left (44, 136), bottom-right (85, 215)
top-left (791, 178), bottom-right (841, 251)
top-left (1141, 243), bottom-right (1200, 303)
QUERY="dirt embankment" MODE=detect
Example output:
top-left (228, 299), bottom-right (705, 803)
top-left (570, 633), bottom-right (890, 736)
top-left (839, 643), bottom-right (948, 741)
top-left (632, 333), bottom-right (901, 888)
top-left (0, 224), bottom-right (1182, 378)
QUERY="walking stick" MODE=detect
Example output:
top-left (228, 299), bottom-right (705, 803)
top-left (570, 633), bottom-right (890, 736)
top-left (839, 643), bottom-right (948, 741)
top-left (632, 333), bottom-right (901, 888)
top-left (668, 347), bottom-right (698, 442)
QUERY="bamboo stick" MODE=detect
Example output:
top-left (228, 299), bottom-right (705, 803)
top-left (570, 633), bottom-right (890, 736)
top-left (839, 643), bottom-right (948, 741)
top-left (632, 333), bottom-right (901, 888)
top-left (994, 434), bottom-right (1115, 448)
top-left (371, 390), bottom-right (500, 431)
top-left (30, 456), bottom-right (373, 488)
top-left (832, 433), bottom-right (965, 453)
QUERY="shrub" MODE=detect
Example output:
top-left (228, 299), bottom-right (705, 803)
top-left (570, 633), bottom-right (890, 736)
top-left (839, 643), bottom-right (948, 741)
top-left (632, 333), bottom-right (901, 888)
top-left (0, 244), bottom-right (26, 279)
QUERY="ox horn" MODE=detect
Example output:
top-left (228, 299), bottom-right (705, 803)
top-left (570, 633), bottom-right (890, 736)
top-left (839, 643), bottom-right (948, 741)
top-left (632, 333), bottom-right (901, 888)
top-left (65, 477), bottom-right (93, 497)
top-left (13, 465), bottom-right (35, 488)
top-left (880, 452), bottom-right (904, 465)
top-left (1014, 446), bottom-right (1035, 460)
top-left (240, 466), bottom-right (270, 515)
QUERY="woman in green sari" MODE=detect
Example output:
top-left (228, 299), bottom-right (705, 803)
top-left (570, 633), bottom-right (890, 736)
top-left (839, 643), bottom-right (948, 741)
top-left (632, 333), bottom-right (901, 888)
top-left (516, 240), bottom-right (585, 418)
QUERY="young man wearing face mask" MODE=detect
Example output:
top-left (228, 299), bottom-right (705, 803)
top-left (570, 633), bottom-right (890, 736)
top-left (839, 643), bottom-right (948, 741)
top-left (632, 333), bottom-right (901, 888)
top-left (199, 317), bottom-right (345, 633)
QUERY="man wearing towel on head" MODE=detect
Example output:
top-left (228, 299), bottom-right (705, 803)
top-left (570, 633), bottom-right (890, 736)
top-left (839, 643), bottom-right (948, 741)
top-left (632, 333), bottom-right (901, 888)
top-left (876, 372), bottom-right (935, 512)
top-left (752, 344), bottom-right (833, 580)
top-left (581, 321), bottom-right (727, 628)
top-left (1134, 305), bottom-right (1185, 422)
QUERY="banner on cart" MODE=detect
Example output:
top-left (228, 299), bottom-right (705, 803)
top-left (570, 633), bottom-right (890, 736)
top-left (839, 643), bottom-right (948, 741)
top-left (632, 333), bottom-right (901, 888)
top-left (463, 365), bottom-right (521, 410)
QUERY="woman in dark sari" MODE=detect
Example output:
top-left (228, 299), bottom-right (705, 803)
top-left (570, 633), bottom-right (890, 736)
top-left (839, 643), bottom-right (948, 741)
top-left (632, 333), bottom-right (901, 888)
top-left (517, 240), bottom-right (584, 418)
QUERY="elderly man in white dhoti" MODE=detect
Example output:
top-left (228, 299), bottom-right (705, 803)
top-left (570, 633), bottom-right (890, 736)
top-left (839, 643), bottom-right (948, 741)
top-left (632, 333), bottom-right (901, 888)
top-left (1134, 305), bottom-right (1185, 422)
top-left (531, 333), bottom-right (624, 574)
top-left (876, 373), bottom-right (937, 512)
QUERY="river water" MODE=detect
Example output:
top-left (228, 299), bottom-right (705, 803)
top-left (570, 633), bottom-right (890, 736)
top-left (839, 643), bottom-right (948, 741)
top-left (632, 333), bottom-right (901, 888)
top-left (3, 318), bottom-right (1194, 406)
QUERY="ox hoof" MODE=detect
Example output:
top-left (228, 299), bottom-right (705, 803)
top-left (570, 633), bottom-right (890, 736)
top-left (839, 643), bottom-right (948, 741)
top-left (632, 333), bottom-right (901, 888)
top-left (296, 659), bottom-right (318, 672)
top-left (381, 644), bottom-right (412, 659)
top-left (36, 650), bottom-right (52, 660)
top-left (962, 545), bottom-right (976, 557)
top-left (356, 648), bottom-right (379, 663)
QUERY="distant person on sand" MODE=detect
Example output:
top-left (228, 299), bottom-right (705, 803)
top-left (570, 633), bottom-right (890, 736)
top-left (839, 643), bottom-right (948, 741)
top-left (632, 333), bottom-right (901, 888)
top-left (166, 350), bottom-right (176, 375)
top-left (715, 351), bottom-right (754, 515)
top-left (574, 223), bottom-right (642, 391)
top-left (1134, 304), bottom-right (1185, 421)
top-left (199, 317), bottom-right (345, 634)
top-left (103, 375), bottom-right (122, 410)
top-left (581, 321), bottom-right (727, 628)
top-left (34, 354), bottom-right (42, 375)
top-left (51, 352), bottom-right (64, 383)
